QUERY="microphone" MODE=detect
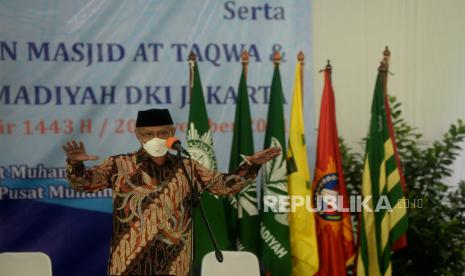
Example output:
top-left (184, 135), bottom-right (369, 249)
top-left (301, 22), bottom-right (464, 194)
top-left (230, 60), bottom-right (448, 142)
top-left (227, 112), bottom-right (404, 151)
top-left (166, 137), bottom-right (191, 157)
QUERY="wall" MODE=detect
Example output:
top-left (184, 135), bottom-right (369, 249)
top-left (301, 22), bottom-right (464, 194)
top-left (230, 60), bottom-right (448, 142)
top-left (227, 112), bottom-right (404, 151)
top-left (311, 0), bottom-right (465, 186)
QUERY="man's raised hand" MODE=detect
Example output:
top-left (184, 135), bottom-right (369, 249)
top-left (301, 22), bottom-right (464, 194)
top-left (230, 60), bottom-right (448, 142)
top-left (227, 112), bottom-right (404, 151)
top-left (245, 147), bottom-right (282, 165)
top-left (62, 140), bottom-right (99, 163)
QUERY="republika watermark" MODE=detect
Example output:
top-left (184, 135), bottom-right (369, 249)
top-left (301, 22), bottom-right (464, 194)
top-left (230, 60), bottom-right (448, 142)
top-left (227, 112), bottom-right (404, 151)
top-left (262, 194), bottom-right (422, 213)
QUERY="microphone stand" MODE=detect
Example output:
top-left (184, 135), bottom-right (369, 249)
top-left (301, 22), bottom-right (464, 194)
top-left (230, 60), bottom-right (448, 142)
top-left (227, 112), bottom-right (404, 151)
top-left (176, 151), bottom-right (223, 276)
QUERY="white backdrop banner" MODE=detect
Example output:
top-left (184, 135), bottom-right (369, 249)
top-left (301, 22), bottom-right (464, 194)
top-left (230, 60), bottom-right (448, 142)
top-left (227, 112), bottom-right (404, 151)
top-left (0, 1), bottom-right (314, 275)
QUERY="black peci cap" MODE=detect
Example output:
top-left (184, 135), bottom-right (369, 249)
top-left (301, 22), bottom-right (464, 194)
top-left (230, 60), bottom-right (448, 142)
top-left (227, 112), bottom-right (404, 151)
top-left (136, 108), bottom-right (174, 127)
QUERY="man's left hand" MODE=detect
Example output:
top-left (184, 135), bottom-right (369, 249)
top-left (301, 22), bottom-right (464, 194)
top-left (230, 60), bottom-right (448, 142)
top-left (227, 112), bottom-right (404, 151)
top-left (245, 147), bottom-right (282, 165)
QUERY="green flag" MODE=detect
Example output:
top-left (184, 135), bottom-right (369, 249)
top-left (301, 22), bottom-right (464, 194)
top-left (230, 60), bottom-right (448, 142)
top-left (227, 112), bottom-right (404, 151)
top-left (227, 62), bottom-right (260, 254)
top-left (357, 63), bottom-right (408, 276)
top-left (260, 62), bottom-right (292, 275)
top-left (186, 60), bottom-right (233, 268)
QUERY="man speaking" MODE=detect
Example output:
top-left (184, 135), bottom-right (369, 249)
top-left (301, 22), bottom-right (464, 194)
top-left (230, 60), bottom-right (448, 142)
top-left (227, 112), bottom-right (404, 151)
top-left (62, 108), bottom-right (280, 276)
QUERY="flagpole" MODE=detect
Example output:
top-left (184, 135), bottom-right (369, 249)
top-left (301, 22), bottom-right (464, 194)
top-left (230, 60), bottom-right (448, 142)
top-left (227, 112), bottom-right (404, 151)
top-left (186, 53), bottom-right (224, 275)
top-left (297, 51), bottom-right (304, 108)
top-left (264, 50), bottom-right (281, 276)
top-left (188, 51), bottom-right (195, 97)
top-left (380, 46), bottom-right (407, 191)
top-left (187, 51), bottom-right (196, 276)
top-left (242, 50), bottom-right (249, 80)
top-left (379, 46), bottom-right (408, 250)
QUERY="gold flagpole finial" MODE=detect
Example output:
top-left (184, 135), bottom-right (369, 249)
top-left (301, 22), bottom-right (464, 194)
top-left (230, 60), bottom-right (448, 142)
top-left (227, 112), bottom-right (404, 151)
top-left (273, 51), bottom-right (281, 65)
top-left (298, 51), bottom-right (305, 105)
top-left (241, 50), bottom-right (249, 80)
top-left (383, 46), bottom-right (391, 61)
top-left (188, 51), bottom-right (196, 93)
top-left (297, 51), bottom-right (304, 64)
top-left (379, 46), bottom-right (390, 72)
top-left (241, 50), bottom-right (249, 65)
top-left (188, 51), bottom-right (196, 62)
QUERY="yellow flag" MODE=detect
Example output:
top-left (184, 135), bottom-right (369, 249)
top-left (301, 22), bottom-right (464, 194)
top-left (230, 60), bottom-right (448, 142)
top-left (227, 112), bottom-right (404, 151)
top-left (287, 62), bottom-right (319, 275)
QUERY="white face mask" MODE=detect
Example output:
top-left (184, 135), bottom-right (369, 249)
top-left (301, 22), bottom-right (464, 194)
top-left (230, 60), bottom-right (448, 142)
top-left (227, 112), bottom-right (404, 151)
top-left (142, 137), bottom-right (169, 157)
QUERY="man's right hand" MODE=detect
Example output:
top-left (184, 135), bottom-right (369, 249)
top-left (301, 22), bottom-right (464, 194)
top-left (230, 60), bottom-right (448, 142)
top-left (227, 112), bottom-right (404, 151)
top-left (62, 140), bottom-right (99, 163)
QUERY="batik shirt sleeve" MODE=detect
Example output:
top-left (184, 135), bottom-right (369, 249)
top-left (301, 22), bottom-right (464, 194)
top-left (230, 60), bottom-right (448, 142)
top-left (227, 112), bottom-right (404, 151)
top-left (65, 157), bottom-right (116, 192)
top-left (187, 159), bottom-right (261, 196)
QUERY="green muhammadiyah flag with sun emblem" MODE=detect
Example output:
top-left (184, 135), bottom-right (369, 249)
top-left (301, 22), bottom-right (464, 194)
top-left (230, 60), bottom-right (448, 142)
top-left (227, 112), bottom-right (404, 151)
top-left (186, 57), bottom-right (233, 269)
top-left (227, 57), bottom-right (260, 254)
top-left (259, 56), bottom-right (292, 275)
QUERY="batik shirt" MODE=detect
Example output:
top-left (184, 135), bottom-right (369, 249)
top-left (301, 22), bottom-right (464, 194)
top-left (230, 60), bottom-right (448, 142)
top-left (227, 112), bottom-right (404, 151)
top-left (66, 148), bottom-right (260, 276)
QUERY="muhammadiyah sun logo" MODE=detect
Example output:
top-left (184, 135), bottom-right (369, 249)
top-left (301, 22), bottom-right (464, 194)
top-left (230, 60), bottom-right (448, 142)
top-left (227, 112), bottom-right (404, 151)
top-left (262, 137), bottom-right (288, 226)
top-left (228, 154), bottom-right (258, 218)
top-left (186, 122), bottom-right (217, 171)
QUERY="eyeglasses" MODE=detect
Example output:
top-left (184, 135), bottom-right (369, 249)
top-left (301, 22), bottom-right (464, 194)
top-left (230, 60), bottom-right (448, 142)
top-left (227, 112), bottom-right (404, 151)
top-left (138, 129), bottom-right (171, 139)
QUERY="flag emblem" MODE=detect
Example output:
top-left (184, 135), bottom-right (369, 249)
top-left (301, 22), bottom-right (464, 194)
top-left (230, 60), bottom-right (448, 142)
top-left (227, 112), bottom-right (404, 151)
top-left (233, 156), bottom-right (258, 218)
top-left (186, 122), bottom-right (216, 170)
top-left (313, 159), bottom-right (343, 221)
top-left (262, 137), bottom-right (288, 226)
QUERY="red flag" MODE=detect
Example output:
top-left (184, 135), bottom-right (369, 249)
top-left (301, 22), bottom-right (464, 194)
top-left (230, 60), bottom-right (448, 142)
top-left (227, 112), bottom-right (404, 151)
top-left (312, 66), bottom-right (355, 276)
